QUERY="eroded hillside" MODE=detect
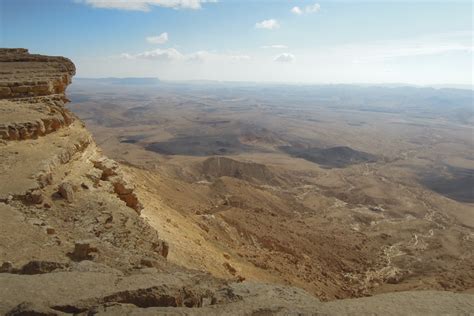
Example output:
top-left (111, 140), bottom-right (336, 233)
top-left (0, 48), bottom-right (473, 315)
top-left (67, 77), bottom-right (474, 300)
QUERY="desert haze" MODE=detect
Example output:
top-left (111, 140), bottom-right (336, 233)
top-left (1, 0), bottom-right (474, 314)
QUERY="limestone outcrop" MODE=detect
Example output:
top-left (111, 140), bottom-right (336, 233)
top-left (0, 48), bottom-right (162, 272)
top-left (0, 48), bottom-right (75, 98)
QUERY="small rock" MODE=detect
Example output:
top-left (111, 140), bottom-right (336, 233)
top-left (153, 240), bottom-right (169, 258)
top-left (69, 240), bottom-right (98, 261)
top-left (0, 261), bottom-right (14, 273)
top-left (58, 182), bottom-right (74, 203)
top-left (38, 173), bottom-right (53, 187)
top-left (369, 206), bottom-right (384, 213)
top-left (30, 219), bottom-right (44, 227)
top-left (202, 296), bottom-right (216, 307)
top-left (86, 168), bottom-right (102, 185)
top-left (43, 202), bottom-right (51, 209)
top-left (198, 222), bottom-right (210, 233)
top-left (223, 262), bottom-right (237, 275)
top-left (81, 182), bottom-right (89, 190)
top-left (140, 258), bottom-right (156, 267)
top-left (45, 226), bottom-right (55, 235)
top-left (26, 190), bottom-right (43, 204)
top-left (93, 158), bottom-right (118, 179)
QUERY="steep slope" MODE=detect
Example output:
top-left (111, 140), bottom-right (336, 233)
top-left (0, 48), bottom-right (167, 270)
top-left (0, 48), bottom-right (472, 315)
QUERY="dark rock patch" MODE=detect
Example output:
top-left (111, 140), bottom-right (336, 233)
top-left (421, 166), bottom-right (474, 203)
top-left (145, 135), bottom-right (256, 156)
top-left (280, 145), bottom-right (377, 168)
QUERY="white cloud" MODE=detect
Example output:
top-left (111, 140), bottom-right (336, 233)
top-left (273, 53), bottom-right (295, 63)
top-left (305, 3), bottom-right (321, 13)
top-left (121, 48), bottom-right (251, 63)
top-left (96, 30), bottom-right (472, 86)
top-left (187, 51), bottom-right (251, 63)
top-left (261, 44), bottom-right (288, 49)
top-left (122, 48), bottom-right (185, 61)
top-left (291, 6), bottom-right (303, 15)
top-left (77, 0), bottom-right (217, 11)
top-left (186, 50), bottom-right (213, 63)
top-left (120, 53), bottom-right (134, 59)
top-left (255, 19), bottom-right (280, 30)
top-left (292, 3), bottom-right (320, 15)
top-left (146, 32), bottom-right (168, 44)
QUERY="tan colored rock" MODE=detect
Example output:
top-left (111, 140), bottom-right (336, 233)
top-left (110, 177), bottom-right (142, 213)
top-left (154, 240), bottom-right (169, 258)
top-left (69, 240), bottom-right (98, 261)
top-left (0, 48), bottom-right (75, 99)
top-left (223, 262), bottom-right (237, 275)
top-left (5, 302), bottom-right (58, 316)
top-left (140, 258), bottom-right (157, 268)
top-left (0, 261), bottom-right (14, 273)
top-left (38, 173), bottom-right (53, 187)
top-left (86, 168), bottom-right (103, 185)
top-left (26, 189), bottom-right (43, 204)
top-left (58, 182), bottom-right (74, 203)
top-left (111, 177), bottom-right (134, 195)
top-left (19, 260), bottom-right (66, 275)
top-left (45, 227), bottom-right (55, 235)
top-left (93, 158), bottom-right (119, 180)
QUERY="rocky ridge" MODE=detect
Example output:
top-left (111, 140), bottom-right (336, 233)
top-left (0, 48), bottom-right (472, 315)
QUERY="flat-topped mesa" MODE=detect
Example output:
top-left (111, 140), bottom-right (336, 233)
top-left (0, 49), bottom-right (77, 140)
top-left (0, 48), bottom-right (75, 99)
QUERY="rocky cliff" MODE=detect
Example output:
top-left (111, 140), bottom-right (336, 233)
top-left (0, 48), bottom-right (472, 315)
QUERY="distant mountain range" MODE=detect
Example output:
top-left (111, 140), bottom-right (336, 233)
top-left (74, 78), bottom-right (473, 91)
top-left (75, 77), bottom-right (160, 85)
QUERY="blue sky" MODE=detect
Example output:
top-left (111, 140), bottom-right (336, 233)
top-left (1, 0), bottom-right (472, 84)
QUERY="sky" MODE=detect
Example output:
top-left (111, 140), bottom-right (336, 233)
top-left (1, 0), bottom-right (473, 85)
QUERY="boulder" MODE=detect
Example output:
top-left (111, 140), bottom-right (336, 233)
top-left (93, 158), bottom-right (118, 180)
top-left (19, 261), bottom-right (66, 275)
top-left (110, 176), bottom-right (143, 214)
